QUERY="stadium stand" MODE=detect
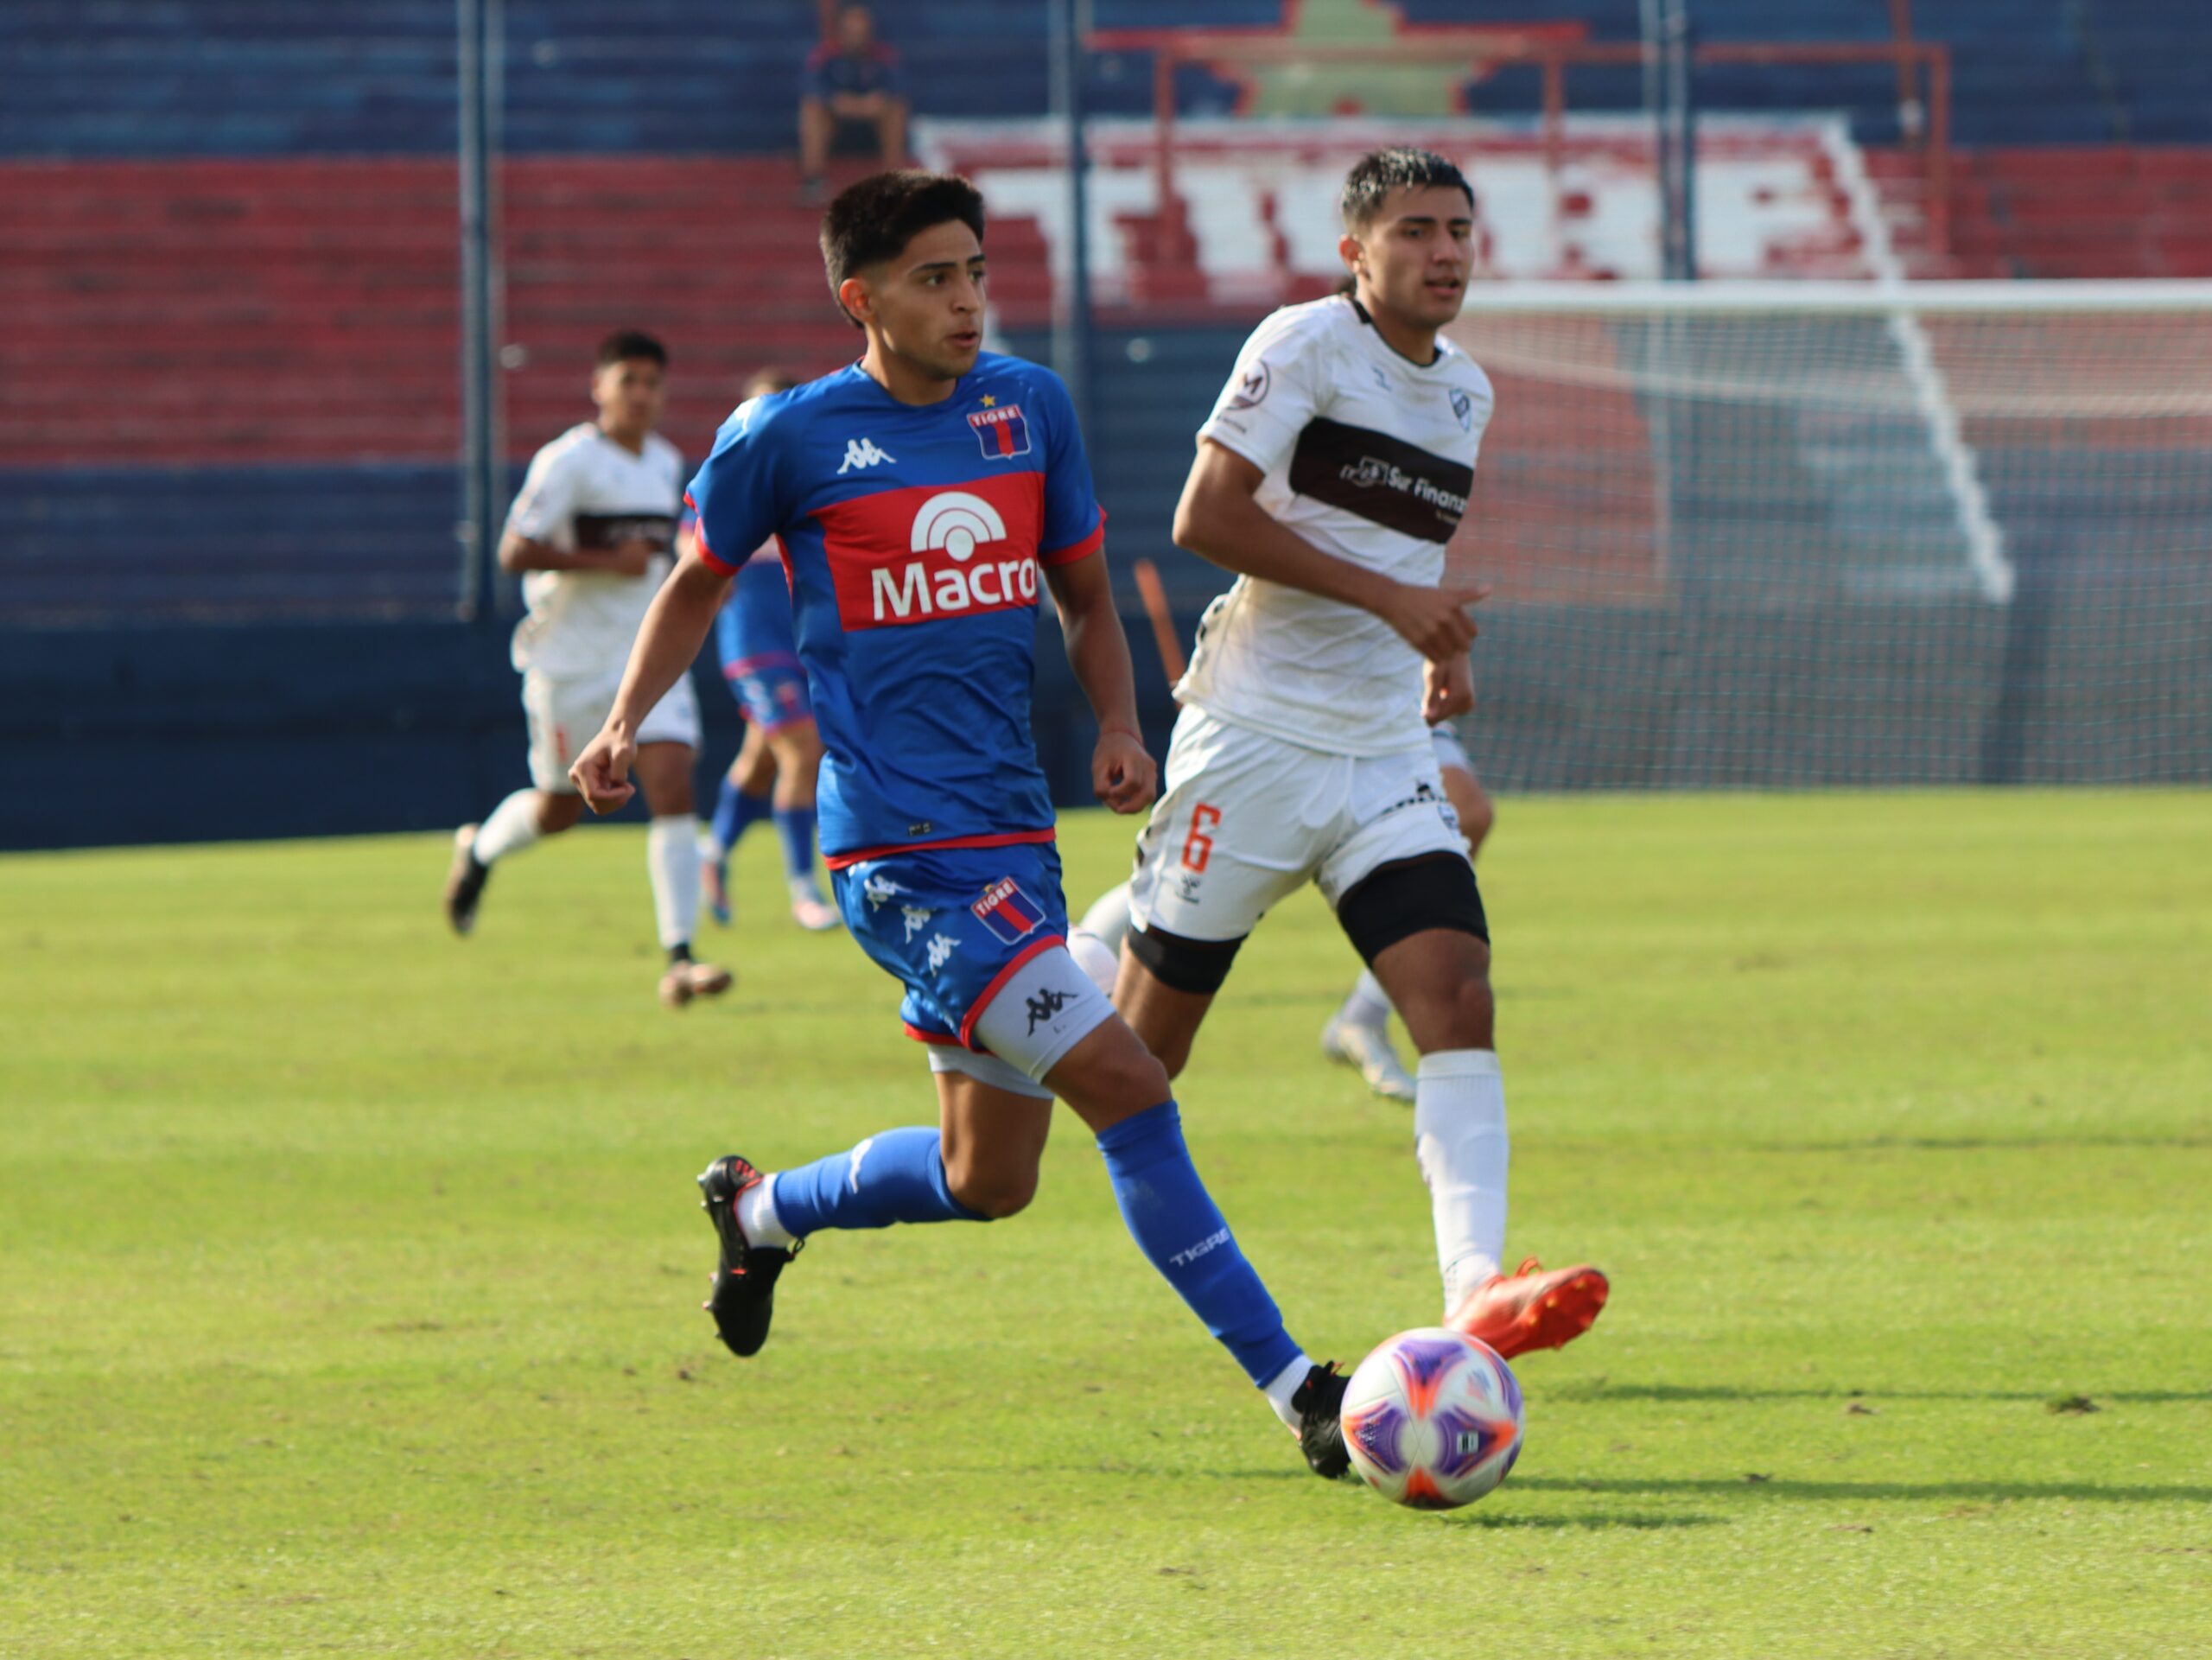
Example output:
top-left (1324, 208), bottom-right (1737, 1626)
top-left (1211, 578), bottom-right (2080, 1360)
top-left (3, 2), bottom-right (2209, 628)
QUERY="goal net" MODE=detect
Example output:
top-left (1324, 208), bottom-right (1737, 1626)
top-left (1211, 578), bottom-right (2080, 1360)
top-left (1444, 282), bottom-right (2212, 787)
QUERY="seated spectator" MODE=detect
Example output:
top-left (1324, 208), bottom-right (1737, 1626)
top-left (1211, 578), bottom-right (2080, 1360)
top-left (799, 5), bottom-right (908, 203)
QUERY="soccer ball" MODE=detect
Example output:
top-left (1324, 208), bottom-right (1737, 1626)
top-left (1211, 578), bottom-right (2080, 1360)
top-left (1340, 1327), bottom-right (1524, 1510)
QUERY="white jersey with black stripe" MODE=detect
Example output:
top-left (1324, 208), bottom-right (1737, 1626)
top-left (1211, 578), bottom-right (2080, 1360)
top-left (1179, 294), bottom-right (1493, 757)
top-left (505, 423), bottom-right (686, 678)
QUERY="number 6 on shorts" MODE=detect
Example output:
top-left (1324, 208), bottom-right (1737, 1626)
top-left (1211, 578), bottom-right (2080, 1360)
top-left (1181, 803), bottom-right (1221, 873)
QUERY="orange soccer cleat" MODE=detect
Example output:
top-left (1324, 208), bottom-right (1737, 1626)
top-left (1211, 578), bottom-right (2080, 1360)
top-left (1447, 1257), bottom-right (1609, 1360)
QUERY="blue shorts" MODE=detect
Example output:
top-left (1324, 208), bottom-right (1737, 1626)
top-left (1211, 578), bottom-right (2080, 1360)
top-left (830, 839), bottom-right (1068, 1049)
top-left (716, 561), bottom-right (812, 732)
top-left (726, 658), bottom-right (812, 733)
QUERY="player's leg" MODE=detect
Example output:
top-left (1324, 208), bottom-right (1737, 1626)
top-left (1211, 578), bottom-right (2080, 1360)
top-left (798, 98), bottom-right (833, 198)
top-left (1324, 750), bottom-right (1604, 1358)
top-left (1319, 730), bottom-right (1485, 1100)
top-left (445, 672), bottom-right (590, 934)
top-left (763, 715), bottom-right (837, 931)
top-left (1014, 983), bottom-right (1349, 1473)
top-left (633, 674), bottom-right (732, 1008)
top-left (703, 722), bottom-right (777, 926)
top-left (1440, 760), bottom-right (1494, 858)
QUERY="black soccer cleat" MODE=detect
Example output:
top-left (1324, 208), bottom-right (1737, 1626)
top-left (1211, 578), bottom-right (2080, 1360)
top-left (443, 824), bottom-right (491, 936)
top-left (1292, 1360), bottom-right (1353, 1479)
top-left (697, 1154), bottom-right (799, 1358)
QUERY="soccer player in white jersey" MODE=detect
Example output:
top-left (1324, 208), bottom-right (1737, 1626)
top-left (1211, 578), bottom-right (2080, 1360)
top-left (443, 330), bottom-right (732, 1010)
top-left (1113, 149), bottom-right (1607, 1362)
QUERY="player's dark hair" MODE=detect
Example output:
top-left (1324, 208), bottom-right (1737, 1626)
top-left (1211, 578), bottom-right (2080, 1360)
top-left (820, 170), bottom-right (986, 328)
top-left (597, 328), bottom-right (668, 368)
top-left (1339, 148), bottom-right (1473, 232)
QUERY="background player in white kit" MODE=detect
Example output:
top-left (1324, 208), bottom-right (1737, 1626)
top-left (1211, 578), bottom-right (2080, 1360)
top-left (443, 330), bottom-right (732, 1010)
top-left (1112, 149), bottom-right (1607, 1362)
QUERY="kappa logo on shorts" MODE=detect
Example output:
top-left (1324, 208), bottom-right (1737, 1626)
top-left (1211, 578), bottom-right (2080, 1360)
top-left (971, 876), bottom-right (1046, 944)
top-left (968, 399), bottom-right (1032, 460)
top-left (1025, 986), bottom-right (1072, 1035)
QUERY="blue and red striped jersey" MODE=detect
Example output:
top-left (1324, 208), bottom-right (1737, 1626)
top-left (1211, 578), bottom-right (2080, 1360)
top-left (685, 353), bottom-right (1105, 864)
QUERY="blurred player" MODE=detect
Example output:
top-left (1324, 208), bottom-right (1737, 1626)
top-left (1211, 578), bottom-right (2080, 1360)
top-left (1113, 149), bottom-right (1607, 1359)
top-left (569, 171), bottom-right (1352, 1476)
top-left (442, 330), bottom-right (731, 1010)
top-left (1320, 713), bottom-right (1494, 1101)
top-left (695, 367), bottom-right (839, 933)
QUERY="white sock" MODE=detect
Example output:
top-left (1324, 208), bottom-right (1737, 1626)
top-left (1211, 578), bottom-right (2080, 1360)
top-left (1414, 1049), bottom-right (1510, 1317)
top-left (738, 1175), bottom-right (794, 1249)
top-left (646, 815), bottom-right (702, 950)
top-left (471, 789), bottom-right (545, 865)
top-left (1262, 1351), bottom-right (1319, 1432)
top-left (1336, 968), bottom-right (1392, 1031)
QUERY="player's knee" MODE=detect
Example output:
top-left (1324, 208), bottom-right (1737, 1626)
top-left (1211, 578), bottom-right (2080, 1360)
top-left (946, 1156), bottom-right (1038, 1220)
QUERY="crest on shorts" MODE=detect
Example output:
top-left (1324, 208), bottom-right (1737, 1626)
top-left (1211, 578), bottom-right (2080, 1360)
top-left (971, 875), bottom-right (1046, 944)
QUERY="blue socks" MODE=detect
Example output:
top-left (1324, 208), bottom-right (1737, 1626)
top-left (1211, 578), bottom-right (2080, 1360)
top-left (761, 1103), bottom-right (1302, 1399)
top-left (770, 1127), bottom-right (983, 1235)
top-left (710, 778), bottom-right (772, 856)
top-left (774, 804), bottom-right (820, 887)
top-left (1096, 1102), bottom-right (1303, 1389)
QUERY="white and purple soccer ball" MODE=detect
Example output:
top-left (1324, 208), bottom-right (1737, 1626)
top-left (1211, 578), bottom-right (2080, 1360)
top-left (1340, 1327), bottom-right (1524, 1511)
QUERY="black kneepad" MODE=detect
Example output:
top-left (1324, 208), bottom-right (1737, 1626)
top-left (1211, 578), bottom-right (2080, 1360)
top-left (1126, 922), bottom-right (1246, 996)
top-left (1337, 853), bottom-right (1489, 966)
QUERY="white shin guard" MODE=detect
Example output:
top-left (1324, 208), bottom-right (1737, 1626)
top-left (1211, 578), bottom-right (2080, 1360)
top-left (1414, 1048), bottom-right (1510, 1316)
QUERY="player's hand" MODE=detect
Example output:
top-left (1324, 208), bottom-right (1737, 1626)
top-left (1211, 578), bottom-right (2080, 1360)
top-left (1093, 728), bottom-right (1157, 815)
top-left (1424, 653), bottom-right (1474, 724)
top-left (569, 722), bottom-right (639, 815)
top-left (1378, 579), bottom-right (1490, 662)
top-left (609, 537), bottom-right (658, 578)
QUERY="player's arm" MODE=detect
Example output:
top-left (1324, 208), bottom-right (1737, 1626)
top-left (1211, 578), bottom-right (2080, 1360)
top-left (569, 547), bottom-right (732, 813)
top-left (1173, 440), bottom-right (1486, 663)
top-left (1045, 552), bottom-right (1156, 815)
top-left (496, 528), bottom-right (653, 578)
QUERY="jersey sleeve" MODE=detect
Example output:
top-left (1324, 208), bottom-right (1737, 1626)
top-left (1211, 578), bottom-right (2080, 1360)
top-left (1033, 370), bottom-right (1106, 566)
top-left (504, 439), bottom-right (582, 546)
top-left (685, 397), bottom-right (787, 577)
top-left (1195, 307), bottom-right (1333, 478)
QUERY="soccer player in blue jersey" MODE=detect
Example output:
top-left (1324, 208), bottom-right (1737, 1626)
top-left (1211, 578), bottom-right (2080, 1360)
top-left (692, 367), bottom-right (840, 933)
top-left (569, 171), bottom-right (1352, 1475)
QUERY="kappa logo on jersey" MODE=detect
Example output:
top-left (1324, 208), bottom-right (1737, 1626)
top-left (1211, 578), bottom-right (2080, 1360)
top-left (1225, 360), bottom-right (1272, 410)
top-left (815, 474), bottom-right (1048, 631)
top-left (837, 437), bottom-right (896, 474)
top-left (971, 875), bottom-right (1045, 944)
top-left (967, 402), bottom-right (1032, 460)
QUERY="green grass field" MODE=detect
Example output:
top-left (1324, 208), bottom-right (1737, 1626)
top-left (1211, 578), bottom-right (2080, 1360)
top-left (3, 792), bottom-right (2207, 1658)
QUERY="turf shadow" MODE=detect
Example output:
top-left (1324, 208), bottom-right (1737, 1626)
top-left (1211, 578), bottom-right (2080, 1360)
top-left (1434, 1510), bottom-right (1725, 1531)
top-left (1549, 1383), bottom-right (2209, 1407)
top-left (1512, 1476), bottom-right (2212, 1504)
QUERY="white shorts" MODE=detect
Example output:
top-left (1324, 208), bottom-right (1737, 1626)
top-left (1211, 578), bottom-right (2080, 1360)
top-left (523, 667), bottom-right (701, 793)
top-left (1127, 707), bottom-right (1466, 944)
